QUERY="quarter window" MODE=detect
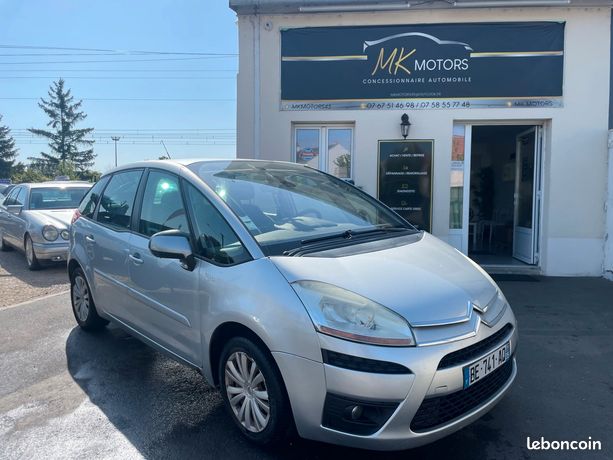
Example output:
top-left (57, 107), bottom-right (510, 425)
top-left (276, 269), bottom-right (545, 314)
top-left (138, 171), bottom-right (189, 237)
top-left (96, 170), bottom-right (143, 230)
top-left (294, 125), bottom-right (353, 179)
top-left (78, 176), bottom-right (110, 219)
top-left (184, 182), bottom-right (251, 265)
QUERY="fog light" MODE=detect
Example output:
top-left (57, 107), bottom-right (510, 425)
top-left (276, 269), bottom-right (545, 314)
top-left (350, 405), bottom-right (363, 420)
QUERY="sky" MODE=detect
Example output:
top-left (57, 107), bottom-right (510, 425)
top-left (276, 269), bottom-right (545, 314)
top-left (0, 0), bottom-right (238, 173)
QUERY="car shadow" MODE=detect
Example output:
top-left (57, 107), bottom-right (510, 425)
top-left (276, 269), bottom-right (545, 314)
top-left (0, 249), bottom-right (68, 288)
top-left (65, 325), bottom-right (522, 460)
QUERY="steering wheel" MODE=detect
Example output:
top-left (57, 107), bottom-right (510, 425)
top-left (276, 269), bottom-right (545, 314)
top-left (297, 208), bottom-right (322, 219)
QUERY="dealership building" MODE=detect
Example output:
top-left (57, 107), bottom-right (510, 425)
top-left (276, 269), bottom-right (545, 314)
top-left (229, 0), bottom-right (613, 278)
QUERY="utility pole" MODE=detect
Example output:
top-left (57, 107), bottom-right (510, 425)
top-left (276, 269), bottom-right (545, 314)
top-left (111, 136), bottom-right (120, 167)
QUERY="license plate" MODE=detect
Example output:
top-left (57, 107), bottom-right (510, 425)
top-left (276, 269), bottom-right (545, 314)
top-left (463, 342), bottom-right (510, 389)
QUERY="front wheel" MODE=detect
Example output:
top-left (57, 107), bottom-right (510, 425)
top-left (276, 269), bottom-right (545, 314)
top-left (70, 267), bottom-right (108, 331)
top-left (219, 337), bottom-right (294, 447)
top-left (24, 235), bottom-right (41, 270)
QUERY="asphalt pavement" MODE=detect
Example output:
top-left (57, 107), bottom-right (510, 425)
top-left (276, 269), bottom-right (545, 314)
top-left (1, 277), bottom-right (612, 460)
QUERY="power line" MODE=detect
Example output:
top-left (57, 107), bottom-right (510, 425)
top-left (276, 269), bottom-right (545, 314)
top-left (0, 69), bottom-right (237, 72)
top-left (0, 97), bottom-right (235, 102)
top-left (13, 140), bottom-right (236, 146)
top-left (12, 128), bottom-right (236, 132)
top-left (0, 76), bottom-right (235, 80)
top-left (0, 44), bottom-right (237, 56)
top-left (0, 56), bottom-right (236, 65)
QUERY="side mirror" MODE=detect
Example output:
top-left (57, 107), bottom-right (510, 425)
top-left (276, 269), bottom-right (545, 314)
top-left (7, 204), bottom-right (23, 215)
top-left (149, 229), bottom-right (196, 271)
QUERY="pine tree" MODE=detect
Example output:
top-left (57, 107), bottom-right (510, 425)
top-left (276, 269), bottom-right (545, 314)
top-left (28, 79), bottom-right (96, 173)
top-left (0, 114), bottom-right (19, 179)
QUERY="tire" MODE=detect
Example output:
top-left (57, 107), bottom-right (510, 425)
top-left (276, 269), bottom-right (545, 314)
top-left (0, 232), bottom-right (12, 251)
top-left (70, 267), bottom-right (108, 331)
top-left (24, 234), bottom-right (41, 270)
top-left (219, 336), bottom-right (294, 447)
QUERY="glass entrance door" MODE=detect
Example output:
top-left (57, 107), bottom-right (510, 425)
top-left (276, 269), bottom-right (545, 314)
top-left (513, 127), bottom-right (542, 264)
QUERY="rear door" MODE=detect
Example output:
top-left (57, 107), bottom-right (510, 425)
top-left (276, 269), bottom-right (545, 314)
top-left (126, 169), bottom-right (201, 364)
top-left (0, 188), bottom-right (19, 245)
top-left (3, 187), bottom-right (26, 246)
top-left (88, 169), bottom-right (144, 320)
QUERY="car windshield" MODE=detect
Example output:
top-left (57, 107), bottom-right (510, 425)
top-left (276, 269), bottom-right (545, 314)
top-left (188, 161), bottom-right (416, 256)
top-left (29, 186), bottom-right (90, 210)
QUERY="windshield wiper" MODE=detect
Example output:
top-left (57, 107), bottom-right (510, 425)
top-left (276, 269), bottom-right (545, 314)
top-left (300, 224), bottom-right (413, 245)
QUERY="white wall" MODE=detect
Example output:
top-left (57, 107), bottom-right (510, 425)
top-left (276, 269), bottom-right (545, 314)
top-left (236, 7), bottom-right (611, 276)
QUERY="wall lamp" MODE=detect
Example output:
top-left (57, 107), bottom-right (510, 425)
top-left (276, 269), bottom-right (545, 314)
top-left (400, 114), bottom-right (411, 139)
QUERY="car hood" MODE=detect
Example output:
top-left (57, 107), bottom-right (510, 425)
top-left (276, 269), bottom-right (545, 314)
top-left (270, 232), bottom-right (497, 327)
top-left (27, 209), bottom-right (74, 229)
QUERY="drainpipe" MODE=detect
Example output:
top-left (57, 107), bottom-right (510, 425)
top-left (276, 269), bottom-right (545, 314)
top-left (605, 130), bottom-right (613, 280)
top-left (253, 13), bottom-right (261, 160)
top-left (606, 10), bottom-right (613, 280)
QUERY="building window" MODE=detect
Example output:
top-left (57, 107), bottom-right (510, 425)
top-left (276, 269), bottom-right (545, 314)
top-left (449, 124), bottom-right (466, 230)
top-left (294, 125), bottom-right (353, 179)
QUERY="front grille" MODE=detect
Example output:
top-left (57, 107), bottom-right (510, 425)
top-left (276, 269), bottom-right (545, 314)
top-left (410, 358), bottom-right (514, 432)
top-left (322, 349), bottom-right (411, 374)
top-left (438, 323), bottom-right (513, 370)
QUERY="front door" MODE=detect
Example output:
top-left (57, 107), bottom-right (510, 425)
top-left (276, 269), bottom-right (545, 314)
top-left (126, 170), bottom-right (201, 365)
top-left (513, 127), bottom-right (542, 264)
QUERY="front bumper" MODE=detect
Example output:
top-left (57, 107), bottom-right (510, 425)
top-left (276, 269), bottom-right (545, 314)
top-left (273, 306), bottom-right (518, 451)
top-left (33, 241), bottom-right (69, 261)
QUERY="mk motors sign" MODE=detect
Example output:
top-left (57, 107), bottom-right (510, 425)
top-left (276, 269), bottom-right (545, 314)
top-left (280, 22), bottom-right (564, 110)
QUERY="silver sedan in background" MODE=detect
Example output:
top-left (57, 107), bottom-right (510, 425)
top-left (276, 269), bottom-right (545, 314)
top-left (0, 181), bottom-right (91, 269)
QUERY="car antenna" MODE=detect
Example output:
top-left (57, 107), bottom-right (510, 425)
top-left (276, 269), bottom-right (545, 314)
top-left (160, 140), bottom-right (172, 159)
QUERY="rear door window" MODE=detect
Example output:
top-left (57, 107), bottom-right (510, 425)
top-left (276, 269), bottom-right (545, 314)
top-left (78, 176), bottom-right (110, 219)
top-left (96, 170), bottom-right (143, 230)
top-left (14, 187), bottom-right (27, 206)
top-left (3, 187), bottom-right (18, 206)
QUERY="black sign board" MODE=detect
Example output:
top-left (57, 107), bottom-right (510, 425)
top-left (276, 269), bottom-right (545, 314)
top-left (281, 22), bottom-right (564, 110)
top-left (378, 140), bottom-right (433, 232)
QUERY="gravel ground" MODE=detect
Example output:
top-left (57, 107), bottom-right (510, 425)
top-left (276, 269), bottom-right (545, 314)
top-left (0, 249), bottom-right (69, 309)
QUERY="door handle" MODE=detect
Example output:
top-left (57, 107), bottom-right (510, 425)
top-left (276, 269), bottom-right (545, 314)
top-left (85, 235), bottom-right (95, 243)
top-left (129, 253), bottom-right (144, 265)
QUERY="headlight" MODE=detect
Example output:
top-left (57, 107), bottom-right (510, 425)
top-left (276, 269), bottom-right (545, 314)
top-left (291, 280), bottom-right (415, 347)
top-left (478, 290), bottom-right (508, 326)
top-left (42, 225), bottom-right (59, 241)
top-left (60, 229), bottom-right (69, 240)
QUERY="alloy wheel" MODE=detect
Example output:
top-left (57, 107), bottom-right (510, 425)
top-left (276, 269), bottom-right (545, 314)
top-left (72, 275), bottom-right (90, 322)
top-left (224, 351), bottom-right (270, 433)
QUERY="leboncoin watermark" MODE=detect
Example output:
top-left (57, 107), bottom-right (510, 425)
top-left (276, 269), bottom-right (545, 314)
top-left (526, 436), bottom-right (602, 451)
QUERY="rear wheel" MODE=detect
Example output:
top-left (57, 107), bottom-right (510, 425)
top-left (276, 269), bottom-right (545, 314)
top-left (219, 336), bottom-right (293, 447)
top-left (70, 267), bottom-right (108, 331)
top-left (24, 235), bottom-right (41, 270)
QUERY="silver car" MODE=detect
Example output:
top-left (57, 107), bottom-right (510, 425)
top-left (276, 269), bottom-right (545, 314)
top-left (0, 181), bottom-right (91, 269)
top-left (68, 160), bottom-right (517, 450)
